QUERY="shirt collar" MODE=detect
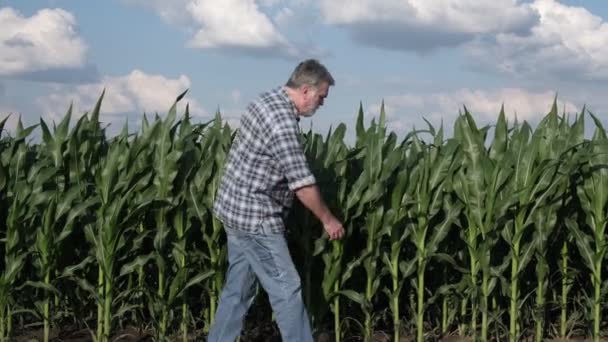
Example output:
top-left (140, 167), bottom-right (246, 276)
top-left (279, 86), bottom-right (300, 122)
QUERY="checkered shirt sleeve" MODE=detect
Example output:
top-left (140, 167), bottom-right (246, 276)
top-left (213, 87), bottom-right (316, 234)
top-left (268, 109), bottom-right (316, 191)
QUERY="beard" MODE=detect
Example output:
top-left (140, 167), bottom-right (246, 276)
top-left (300, 105), bottom-right (318, 117)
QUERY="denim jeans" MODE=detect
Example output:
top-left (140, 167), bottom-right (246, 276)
top-left (206, 228), bottom-right (313, 342)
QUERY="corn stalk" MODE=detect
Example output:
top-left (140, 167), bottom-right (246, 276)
top-left (187, 111), bottom-right (231, 331)
top-left (529, 106), bottom-right (585, 341)
top-left (85, 124), bottom-right (156, 341)
top-left (381, 162), bottom-right (414, 342)
top-left (149, 93), bottom-right (184, 339)
top-left (346, 104), bottom-right (400, 342)
top-left (0, 117), bottom-right (37, 342)
top-left (500, 102), bottom-right (576, 342)
top-left (297, 123), bottom-right (350, 330)
top-left (569, 113), bottom-right (608, 342)
top-left (452, 108), bottom-right (512, 341)
top-left (405, 123), bottom-right (461, 342)
top-left (315, 104), bottom-right (372, 342)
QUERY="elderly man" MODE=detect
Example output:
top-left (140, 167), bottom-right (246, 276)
top-left (207, 59), bottom-right (345, 342)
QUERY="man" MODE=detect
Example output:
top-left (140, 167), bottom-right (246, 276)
top-left (207, 59), bottom-right (345, 342)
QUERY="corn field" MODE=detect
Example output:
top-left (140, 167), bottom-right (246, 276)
top-left (1, 91), bottom-right (607, 342)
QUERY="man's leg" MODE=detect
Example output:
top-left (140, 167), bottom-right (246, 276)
top-left (242, 232), bottom-right (314, 342)
top-left (207, 233), bottom-right (257, 342)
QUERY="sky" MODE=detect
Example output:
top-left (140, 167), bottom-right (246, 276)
top-left (1, 0), bottom-right (607, 141)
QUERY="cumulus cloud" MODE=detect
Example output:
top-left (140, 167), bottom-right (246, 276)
top-left (274, 7), bottom-right (295, 28)
top-left (36, 70), bottom-right (206, 125)
top-left (318, 0), bottom-right (539, 52)
top-left (121, 0), bottom-right (324, 58)
top-left (0, 7), bottom-right (90, 79)
top-left (466, 0), bottom-right (608, 81)
top-left (319, 0), bottom-right (608, 81)
top-left (120, 0), bottom-right (192, 24)
top-left (187, 0), bottom-right (287, 49)
top-left (366, 88), bottom-right (579, 134)
top-left (121, 0), bottom-right (303, 57)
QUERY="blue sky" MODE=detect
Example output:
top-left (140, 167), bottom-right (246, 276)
top-left (1, 0), bottom-right (607, 140)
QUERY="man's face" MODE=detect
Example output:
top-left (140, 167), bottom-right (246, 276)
top-left (301, 81), bottom-right (329, 117)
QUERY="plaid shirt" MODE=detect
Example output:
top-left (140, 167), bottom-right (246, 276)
top-left (213, 86), bottom-right (316, 234)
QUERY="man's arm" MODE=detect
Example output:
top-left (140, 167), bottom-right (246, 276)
top-left (265, 109), bottom-right (344, 240)
top-left (295, 184), bottom-right (344, 240)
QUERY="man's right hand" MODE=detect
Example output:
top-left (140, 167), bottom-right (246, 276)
top-left (323, 215), bottom-right (345, 240)
top-left (294, 184), bottom-right (345, 240)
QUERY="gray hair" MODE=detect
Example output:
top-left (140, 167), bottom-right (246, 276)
top-left (285, 59), bottom-right (335, 89)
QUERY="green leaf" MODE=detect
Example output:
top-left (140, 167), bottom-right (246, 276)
top-left (339, 290), bottom-right (365, 307)
top-left (119, 254), bottom-right (155, 277)
top-left (20, 281), bottom-right (60, 295)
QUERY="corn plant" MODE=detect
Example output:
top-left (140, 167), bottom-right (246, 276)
top-left (295, 129), bottom-right (326, 327)
top-left (30, 109), bottom-right (99, 342)
top-left (187, 111), bottom-right (231, 331)
top-left (380, 122), bottom-right (448, 342)
top-left (569, 113), bottom-right (608, 342)
top-left (381, 160), bottom-right (417, 342)
top-left (295, 122), bottom-right (350, 331)
top-left (0, 117), bottom-right (37, 341)
top-left (551, 111), bottom-right (585, 339)
top-left (85, 123), bottom-right (158, 341)
top-left (452, 108), bottom-right (513, 341)
top-left (499, 103), bottom-right (577, 341)
top-left (343, 105), bottom-right (404, 341)
top-left (171, 109), bottom-right (216, 341)
top-left (558, 233), bottom-right (574, 339)
top-left (56, 96), bottom-right (108, 332)
top-left (148, 93), bottom-right (186, 339)
top-left (2, 95), bottom-right (608, 341)
top-left (404, 123), bottom-right (461, 342)
top-left (528, 107), bottom-right (585, 341)
top-left (153, 106), bottom-right (215, 341)
top-left (314, 104), bottom-right (373, 342)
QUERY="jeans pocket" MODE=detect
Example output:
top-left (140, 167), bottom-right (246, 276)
top-left (248, 235), bottom-right (280, 278)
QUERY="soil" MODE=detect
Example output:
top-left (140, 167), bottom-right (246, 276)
top-left (13, 328), bottom-right (608, 342)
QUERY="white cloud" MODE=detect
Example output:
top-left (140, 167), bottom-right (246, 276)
top-left (122, 0), bottom-right (300, 56)
top-left (36, 70), bottom-right (206, 124)
top-left (434, 88), bottom-right (578, 121)
top-left (187, 0), bottom-right (288, 49)
top-left (321, 0), bottom-right (530, 32)
top-left (259, 0), bottom-right (283, 7)
top-left (318, 0), bottom-right (538, 51)
top-left (367, 88), bottom-right (579, 134)
top-left (319, 0), bottom-right (608, 80)
top-left (120, 0), bottom-right (192, 24)
top-left (467, 0), bottom-right (608, 80)
top-left (274, 7), bottom-right (295, 28)
top-left (0, 7), bottom-right (88, 76)
top-left (123, 0), bottom-right (332, 58)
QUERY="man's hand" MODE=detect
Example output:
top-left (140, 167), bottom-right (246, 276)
top-left (295, 184), bottom-right (345, 240)
top-left (323, 215), bottom-right (345, 240)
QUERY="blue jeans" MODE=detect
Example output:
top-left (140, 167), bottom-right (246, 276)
top-left (207, 228), bottom-right (313, 342)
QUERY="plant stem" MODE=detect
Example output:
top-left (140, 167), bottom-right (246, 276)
top-left (97, 266), bottom-right (104, 342)
top-left (560, 242), bottom-right (568, 338)
top-left (44, 270), bottom-right (51, 342)
top-left (481, 271), bottom-right (488, 342)
top-left (417, 258), bottom-right (425, 342)
top-left (393, 267), bottom-right (400, 342)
